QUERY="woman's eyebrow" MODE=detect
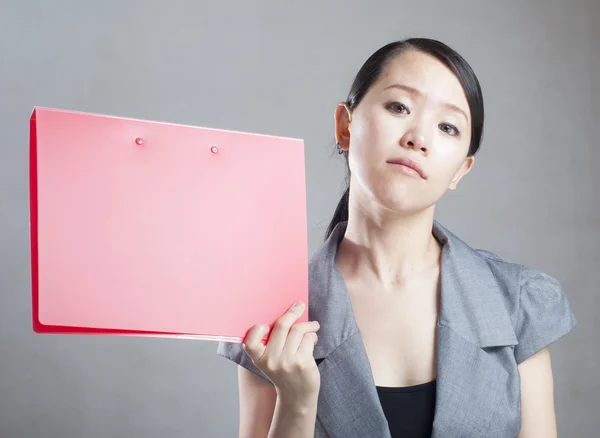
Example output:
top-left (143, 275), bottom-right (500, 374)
top-left (383, 83), bottom-right (469, 123)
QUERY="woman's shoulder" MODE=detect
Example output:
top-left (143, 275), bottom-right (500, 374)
top-left (429, 221), bottom-right (576, 363)
top-left (466, 242), bottom-right (569, 311)
top-left (436, 222), bottom-right (566, 298)
top-left (473, 246), bottom-right (563, 299)
top-left (469, 246), bottom-right (577, 363)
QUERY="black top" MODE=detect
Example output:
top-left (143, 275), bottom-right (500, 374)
top-left (315, 358), bottom-right (436, 436)
top-left (376, 380), bottom-right (437, 437)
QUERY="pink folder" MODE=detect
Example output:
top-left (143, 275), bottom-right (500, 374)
top-left (29, 107), bottom-right (309, 343)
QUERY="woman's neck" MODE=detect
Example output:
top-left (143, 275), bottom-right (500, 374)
top-left (335, 200), bottom-right (440, 288)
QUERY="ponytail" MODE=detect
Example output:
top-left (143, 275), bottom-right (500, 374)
top-left (325, 185), bottom-right (349, 241)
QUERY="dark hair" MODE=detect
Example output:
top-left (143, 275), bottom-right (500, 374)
top-left (325, 38), bottom-right (485, 240)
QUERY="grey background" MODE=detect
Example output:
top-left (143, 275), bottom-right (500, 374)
top-left (1, 0), bottom-right (597, 436)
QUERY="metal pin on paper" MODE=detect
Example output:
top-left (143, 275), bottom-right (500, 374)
top-left (135, 138), bottom-right (143, 146)
top-left (211, 146), bottom-right (219, 154)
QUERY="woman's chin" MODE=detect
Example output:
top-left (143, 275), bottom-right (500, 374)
top-left (371, 191), bottom-right (433, 217)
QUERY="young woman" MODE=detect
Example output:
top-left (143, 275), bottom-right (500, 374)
top-left (217, 38), bottom-right (577, 438)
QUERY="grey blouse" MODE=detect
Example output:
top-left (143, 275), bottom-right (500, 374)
top-left (217, 221), bottom-right (577, 437)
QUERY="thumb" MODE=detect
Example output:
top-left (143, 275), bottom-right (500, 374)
top-left (242, 324), bottom-right (269, 362)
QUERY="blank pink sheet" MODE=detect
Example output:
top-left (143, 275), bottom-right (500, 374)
top-left (30, 107), bottom-right (308, 343)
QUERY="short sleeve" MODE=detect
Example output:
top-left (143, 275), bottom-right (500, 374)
top-left (216, 341), bottom-right (273, 384)
top-left (513, 268), bottom-right (577, 364)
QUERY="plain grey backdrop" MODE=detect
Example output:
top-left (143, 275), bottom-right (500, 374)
top-left (1, 0), bottom-right (598, 437)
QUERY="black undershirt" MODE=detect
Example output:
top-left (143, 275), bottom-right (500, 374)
top-left (315, 358), bottom-right (436, 436)
top-left (376, 380), bottom-right (436, 437)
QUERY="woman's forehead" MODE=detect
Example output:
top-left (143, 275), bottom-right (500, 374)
top-left (375, 50), bottom-right (469, 106)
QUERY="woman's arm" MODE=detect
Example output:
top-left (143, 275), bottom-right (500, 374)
top-left (517, 347), bottom-right (557, 438)
top-left (238, 367), bottom-right (276, 437)
top-left (238, 366), bottom-right (318, 438)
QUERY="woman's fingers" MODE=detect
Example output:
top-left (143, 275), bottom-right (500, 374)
top-left (282, 320), bottom-right (320, 357)
top-left (263, 301), bottom-right (306, 357)
top-left (242, 323), bottom-right (270, 363)
top-left (242, 301), bottom-right (322, 399)
top-left (296, 332), bottom-right (319, 363)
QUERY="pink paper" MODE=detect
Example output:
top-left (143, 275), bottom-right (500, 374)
top-left (30, 107), bottom-right (309, 343)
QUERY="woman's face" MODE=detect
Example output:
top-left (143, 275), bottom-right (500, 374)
top-left (336, 49), bottom-right (475, 216)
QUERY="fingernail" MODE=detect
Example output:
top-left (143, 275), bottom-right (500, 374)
top-left (292, 301), bottom-right (305, 313)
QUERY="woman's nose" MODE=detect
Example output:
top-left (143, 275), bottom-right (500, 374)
top-left (400, 130), bottom-right (428, 154)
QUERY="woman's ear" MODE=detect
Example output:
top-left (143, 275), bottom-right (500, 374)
top-left (448, 155), bottom-right (475, 191)
top-left (334, 103), bottom-right (352, 151)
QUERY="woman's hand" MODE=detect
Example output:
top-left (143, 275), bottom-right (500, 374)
top-left (243, 301), bottom-right (321, 404)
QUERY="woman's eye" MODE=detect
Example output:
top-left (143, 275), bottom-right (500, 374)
top-left (439, 123), bottom-right (459, 136)
top-left (386, 102), bottom-right (410, 115)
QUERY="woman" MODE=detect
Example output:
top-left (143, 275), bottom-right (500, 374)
top-left (217, 38), bottom-right (577, 438)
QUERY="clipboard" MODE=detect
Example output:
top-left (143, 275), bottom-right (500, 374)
top-left (29, 107), bottom-right (309, 343)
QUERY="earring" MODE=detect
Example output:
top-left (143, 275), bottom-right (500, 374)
top-left (336, 141), bottom-right (344, 154)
